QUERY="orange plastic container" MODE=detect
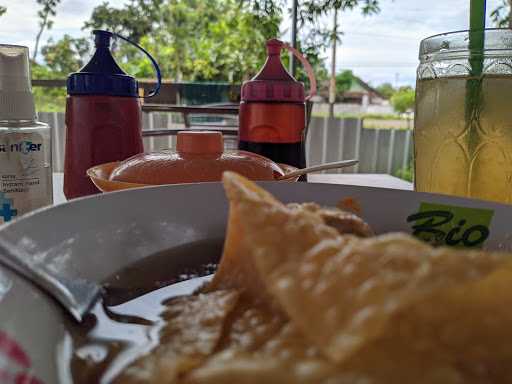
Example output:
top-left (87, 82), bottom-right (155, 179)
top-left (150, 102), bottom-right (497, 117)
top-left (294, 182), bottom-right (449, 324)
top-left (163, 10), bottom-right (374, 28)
top-left (87, 131), bottom-right (298, 192)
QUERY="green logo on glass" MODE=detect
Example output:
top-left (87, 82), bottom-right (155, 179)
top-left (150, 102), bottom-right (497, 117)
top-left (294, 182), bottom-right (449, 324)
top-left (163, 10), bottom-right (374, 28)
top-left (406, 202), bottom-right (494, 248)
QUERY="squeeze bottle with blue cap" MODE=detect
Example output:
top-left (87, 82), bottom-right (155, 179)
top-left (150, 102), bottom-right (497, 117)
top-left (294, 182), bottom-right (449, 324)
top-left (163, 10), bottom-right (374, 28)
top-left (0, 44), bottom-right (53, 223)
top-left (64, 30), bottom-right (161, 198)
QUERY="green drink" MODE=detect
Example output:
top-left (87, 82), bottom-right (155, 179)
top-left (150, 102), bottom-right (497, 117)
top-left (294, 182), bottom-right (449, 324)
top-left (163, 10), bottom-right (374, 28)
top-left (414, 29), bottom-right (512, 203)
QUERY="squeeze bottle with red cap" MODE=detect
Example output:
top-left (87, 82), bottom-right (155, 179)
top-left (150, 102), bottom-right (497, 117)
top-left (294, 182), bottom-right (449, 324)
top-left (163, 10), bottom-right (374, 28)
top-left (238, 39), bottom-right (316, 169)
top-left (64, 30), bottom-right (161, 199)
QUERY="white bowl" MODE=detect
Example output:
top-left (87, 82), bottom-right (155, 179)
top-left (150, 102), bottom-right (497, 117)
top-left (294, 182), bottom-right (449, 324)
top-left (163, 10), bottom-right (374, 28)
top-left (1, 181), bottom-right (511, 383)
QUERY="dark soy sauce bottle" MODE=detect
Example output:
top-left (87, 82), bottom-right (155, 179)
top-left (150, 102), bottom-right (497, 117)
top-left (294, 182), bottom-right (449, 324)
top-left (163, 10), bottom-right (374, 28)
top-left (238, 39), bottom-right (316, 173)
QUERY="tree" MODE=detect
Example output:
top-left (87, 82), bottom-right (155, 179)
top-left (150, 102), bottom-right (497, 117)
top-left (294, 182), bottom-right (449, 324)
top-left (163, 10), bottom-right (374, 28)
top-left (335, 70), bottom-right (356, 96)
top-left (33, 0), bottom-right (61, 62)
top-left (34, 36), bottom-right (90, 113)
top-left (491, 0), bottom-right (512, 28)
top-left (41, 35), bottom-right (90, 75)
top-left (376, 82), bottom-right (395, 99)
top-left (79, 0), bottom-right (282, 83)
top-left (0, 6), bottom-right (6, 17)
top-left (31, 62), bottom-right (67, 112)
top-left (280, 42), bottom-right (329, 85)
top-left (391, 86), bottom-right (415, 114)
top-left (83, 0), bottom-right (164, 43)
top-left (247, 0), bottom-right (383, 114)
top-left (246, 0), bottom-right (382, 50)
top-left (40, 0), bottom-right (341, 85)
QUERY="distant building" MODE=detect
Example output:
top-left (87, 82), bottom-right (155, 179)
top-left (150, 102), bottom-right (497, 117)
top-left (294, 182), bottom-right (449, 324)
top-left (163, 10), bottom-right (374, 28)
top-left (312, 75), bottom-right (393, 115)
top-left (341, 77), bottom-right (387, 106)
top-left (314, 75), bottom-right (388, 106)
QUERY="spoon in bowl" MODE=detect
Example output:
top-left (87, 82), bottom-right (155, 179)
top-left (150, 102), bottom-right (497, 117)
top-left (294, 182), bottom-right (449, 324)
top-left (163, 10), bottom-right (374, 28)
top-left (277, 159), bottom-right (359, 180)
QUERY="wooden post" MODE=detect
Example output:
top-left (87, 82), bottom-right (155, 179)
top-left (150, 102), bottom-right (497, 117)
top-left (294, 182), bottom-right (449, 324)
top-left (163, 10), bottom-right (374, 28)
top-left (328, 8), bottom-right (338, 118)
top-left (138, 87), bottom-right (145, 104)
top-left (509, 0), bottom-right (512, 28)
top-left (290, 0), bottom-right (299, 77)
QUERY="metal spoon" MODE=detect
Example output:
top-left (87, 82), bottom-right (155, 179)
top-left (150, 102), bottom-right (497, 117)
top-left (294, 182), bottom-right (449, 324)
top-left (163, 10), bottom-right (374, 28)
top-left (0, 236), bottom-right (101, 323)
top-left (277, 159), bottom-right (359, 180)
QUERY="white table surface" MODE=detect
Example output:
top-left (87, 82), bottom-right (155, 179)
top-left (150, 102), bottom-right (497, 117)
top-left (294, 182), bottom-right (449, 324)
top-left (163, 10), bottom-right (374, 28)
top-left (308, 173), bottom-right (413, 191)
top-left (52, 173), bottom-right (412, 205)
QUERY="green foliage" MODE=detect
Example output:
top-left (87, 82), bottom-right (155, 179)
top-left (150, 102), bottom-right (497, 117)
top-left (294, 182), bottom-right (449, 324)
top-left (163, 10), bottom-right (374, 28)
top-left (31, 63), bottom-right (66, 112)
top-left (33, 35), bottom-right (90, 111)
top-left (243, 0), bottom-right (384, 83)
top-left (36, 0), bottom-right (59, 29)
top-left (83, 0), bottom-right (164, 43)
top-left (376, 82), bottom-right (395, 99)
top-left (299, 0), bottom-right (381, 20)
top-left (491, 0), bottom-right (512, 27)
top-left (390, 86), bottom-right (415, 114)
top-left (82, 0), bottom-right (282, 83)
top-left (41, 35), bottom-right (90, 74)
top-left (280, 43), bottom-right (328, 86)
top-left (246, 0), bottom-right (382, 29)
top-left (394, 163), bottom-right (413, 182)
top-left (0, 6), bottom-right (6, 17)
top-left (33, 0), bottom-right (61, 62)
top-left (246, 0), bottom-right (382, 51)
top-left (32, 0), bottom-right (385, 109)
top-left (335, 70), bottom-right (356, 96)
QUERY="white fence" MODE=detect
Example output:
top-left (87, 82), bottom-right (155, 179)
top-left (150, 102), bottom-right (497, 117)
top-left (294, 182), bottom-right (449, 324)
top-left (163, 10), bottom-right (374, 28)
top-left (39, 112), bottom-right (413, 175)
top-left (306, 117), bottom-right (413, 175)
top-left (312, 102), bottom-right (395, 116)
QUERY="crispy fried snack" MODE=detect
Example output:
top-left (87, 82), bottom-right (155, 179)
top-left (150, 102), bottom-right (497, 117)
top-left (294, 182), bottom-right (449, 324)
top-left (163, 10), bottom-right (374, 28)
top-left (209, 172), bottom-right (512, 383)
top-left (120, 172), bottom-right (512, 384)
top-left (116, 290), bottom-right (239, 383)
top-left (287, 202), bottom-right (373, 238)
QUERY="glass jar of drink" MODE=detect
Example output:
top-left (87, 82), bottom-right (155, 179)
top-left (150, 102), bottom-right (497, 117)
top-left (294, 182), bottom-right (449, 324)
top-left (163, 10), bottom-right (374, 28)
top-left (414, 29), bottom-right (512, 203)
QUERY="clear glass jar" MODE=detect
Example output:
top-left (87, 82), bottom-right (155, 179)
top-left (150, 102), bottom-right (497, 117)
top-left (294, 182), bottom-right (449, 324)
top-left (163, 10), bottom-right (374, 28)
top-left (0, 119), bottom-right (53, 222)
top-left (414, 28), bottom-right (512, 203)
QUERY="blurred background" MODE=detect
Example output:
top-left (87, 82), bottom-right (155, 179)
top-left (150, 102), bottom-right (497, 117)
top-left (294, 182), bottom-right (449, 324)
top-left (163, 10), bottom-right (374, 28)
top-left (0, 0), bottom-right (510, 181)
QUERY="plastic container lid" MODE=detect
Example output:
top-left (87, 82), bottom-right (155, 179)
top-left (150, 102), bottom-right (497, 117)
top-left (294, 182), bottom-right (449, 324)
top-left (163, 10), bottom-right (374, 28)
top-left (109, 131), bottom-right (285, 184)
top-left (0, 44), bottom-right (36, 120)
top-left (241, 39), bottom-right (305, 103)
top-left (67, 30), bottom-right (138, 97)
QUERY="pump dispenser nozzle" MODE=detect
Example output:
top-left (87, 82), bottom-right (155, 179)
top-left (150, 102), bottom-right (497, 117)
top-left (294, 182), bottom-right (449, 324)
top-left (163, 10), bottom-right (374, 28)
top-left (0, 45), bottom-right (36, 121)
top-left (80, 30), bottom-right (126, 75)
top-left (67, 29), bottom-right (161, 98)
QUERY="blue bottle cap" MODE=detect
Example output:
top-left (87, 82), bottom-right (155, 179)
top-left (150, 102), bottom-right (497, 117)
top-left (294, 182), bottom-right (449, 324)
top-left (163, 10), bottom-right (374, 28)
top-left (67, 30), bottom-right (161, 98)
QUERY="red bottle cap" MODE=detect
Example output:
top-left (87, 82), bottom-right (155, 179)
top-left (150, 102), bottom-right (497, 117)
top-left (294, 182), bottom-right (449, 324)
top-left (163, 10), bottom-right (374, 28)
top-left (241, 39), bottom-right (305, 103)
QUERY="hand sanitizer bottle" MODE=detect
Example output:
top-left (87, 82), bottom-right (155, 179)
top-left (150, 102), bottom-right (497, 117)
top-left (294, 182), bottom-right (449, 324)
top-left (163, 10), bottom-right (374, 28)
top-left (0, 44), bottom-right (53, 223)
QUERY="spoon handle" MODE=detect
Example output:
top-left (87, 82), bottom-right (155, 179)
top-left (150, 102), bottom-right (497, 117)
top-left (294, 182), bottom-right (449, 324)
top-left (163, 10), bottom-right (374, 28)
top-left (0, 236), bottom-right (101, 322)
top-left (279, 159), bottom-right (359, 180)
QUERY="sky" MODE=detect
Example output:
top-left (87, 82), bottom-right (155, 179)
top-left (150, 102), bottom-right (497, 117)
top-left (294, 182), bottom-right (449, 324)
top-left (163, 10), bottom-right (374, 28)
top-left (0, 0), bottom-right (505, 87)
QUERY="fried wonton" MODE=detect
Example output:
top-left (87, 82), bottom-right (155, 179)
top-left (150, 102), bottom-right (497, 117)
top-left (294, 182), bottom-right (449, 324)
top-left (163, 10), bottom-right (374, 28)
top-left (120, 172), bottom-right (512, 384)
top-left (206, 174), bottom-right (373, 306)
top-left (287, 202), bottom-right (373, 238)
top-left (117, 290), bottom-right (239, 383)
top-left (209, 172), bottom-right (512, 382)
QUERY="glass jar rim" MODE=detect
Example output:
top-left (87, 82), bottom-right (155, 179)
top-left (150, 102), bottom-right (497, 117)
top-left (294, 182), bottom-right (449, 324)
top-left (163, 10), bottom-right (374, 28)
top-left (419, 28), bottom-right (512, 61)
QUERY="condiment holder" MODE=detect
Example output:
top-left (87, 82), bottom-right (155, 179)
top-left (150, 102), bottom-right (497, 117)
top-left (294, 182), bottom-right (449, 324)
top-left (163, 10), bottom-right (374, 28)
top-left (87, 131), bottom-right (300, 192)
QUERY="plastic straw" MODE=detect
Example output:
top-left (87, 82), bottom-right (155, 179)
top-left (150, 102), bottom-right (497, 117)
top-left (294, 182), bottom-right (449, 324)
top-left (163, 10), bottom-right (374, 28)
top-left (465, 0), bottom-right (486, 153)
top-left (469, 0), bottom-right (486, 77)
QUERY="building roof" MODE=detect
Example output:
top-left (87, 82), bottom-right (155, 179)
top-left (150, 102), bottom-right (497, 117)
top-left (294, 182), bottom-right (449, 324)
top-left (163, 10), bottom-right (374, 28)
top-left (346, 76), bottom-right (386, 99)
top-left (317, 74), bottom-right (387, 100)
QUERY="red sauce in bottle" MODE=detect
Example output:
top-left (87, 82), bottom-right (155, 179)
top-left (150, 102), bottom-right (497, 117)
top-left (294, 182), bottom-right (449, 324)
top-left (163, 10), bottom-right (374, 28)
top-left (64, 29), bottom-right (160, 199)
top-left (64, 95), bottom-right (143, 198)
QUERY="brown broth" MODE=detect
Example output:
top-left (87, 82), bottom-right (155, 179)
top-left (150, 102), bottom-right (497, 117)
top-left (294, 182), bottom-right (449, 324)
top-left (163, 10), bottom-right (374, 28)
top-left (65, 238), bottom-right (223, 383)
